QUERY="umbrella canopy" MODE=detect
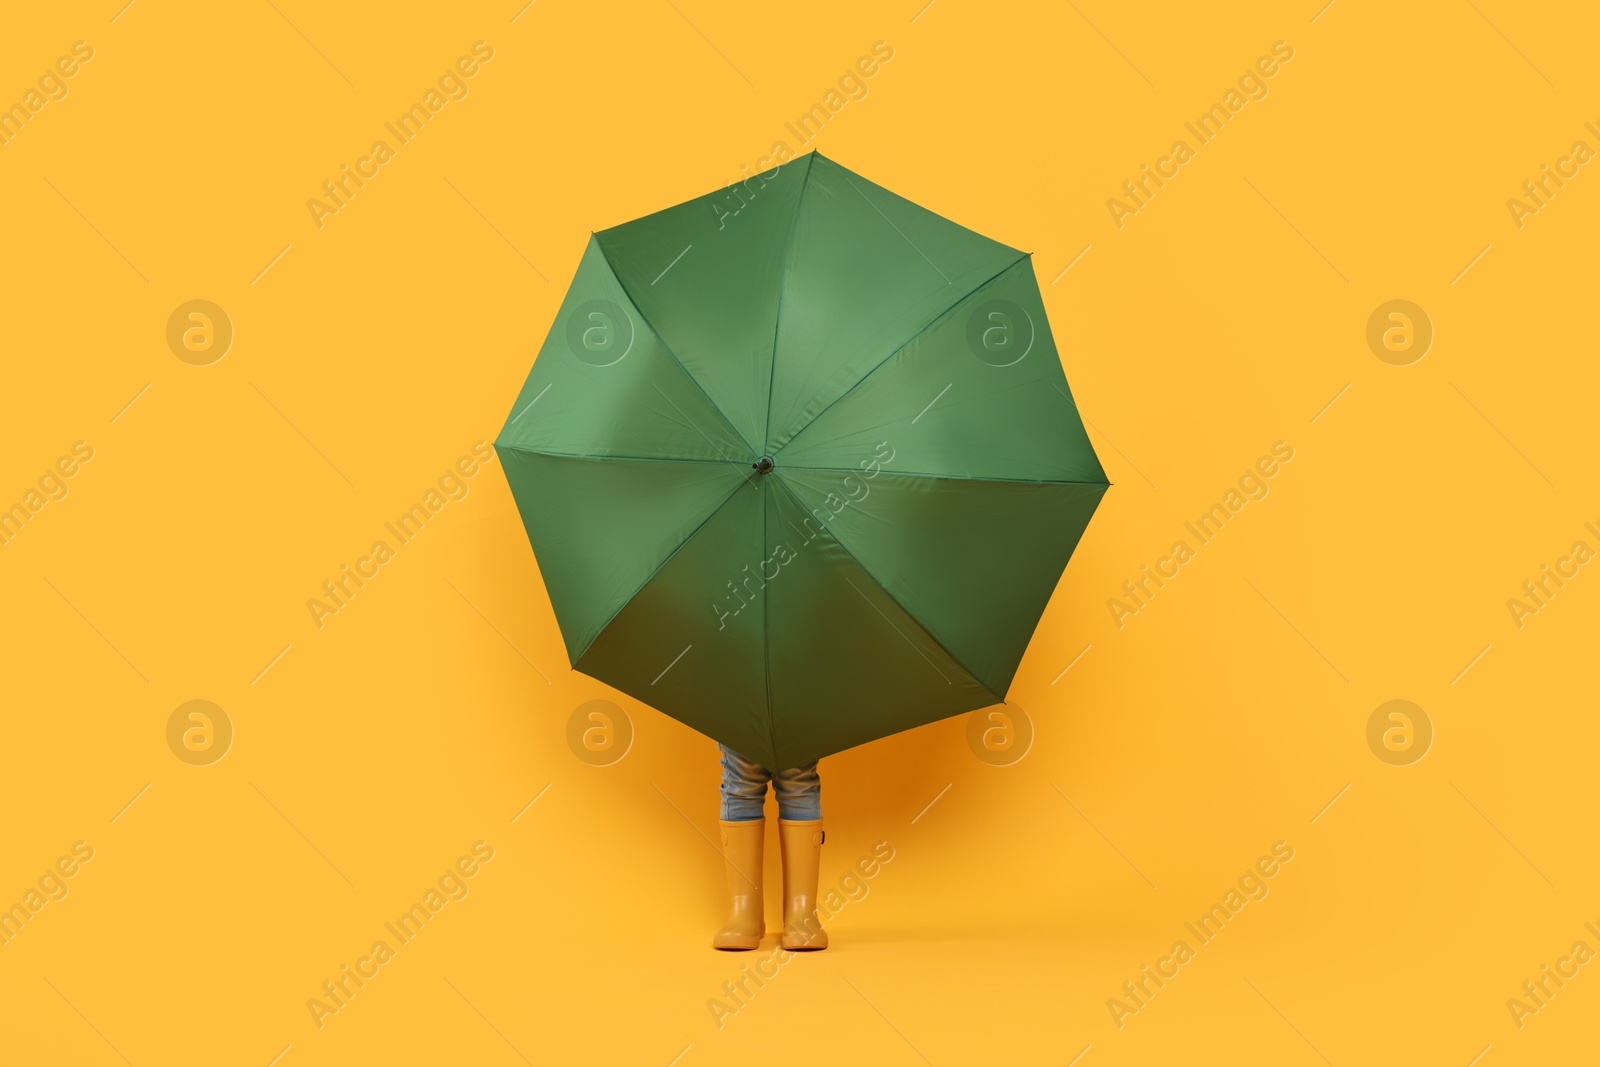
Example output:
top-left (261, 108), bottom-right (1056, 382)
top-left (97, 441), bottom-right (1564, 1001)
top-left (496, 152), bottom-right (1108, 771)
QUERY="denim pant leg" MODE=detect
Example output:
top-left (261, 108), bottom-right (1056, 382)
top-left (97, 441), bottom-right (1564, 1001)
top-left (772, 760), bottom-right (822, 821)
top-left (719, 744), bottom-right (770, 822)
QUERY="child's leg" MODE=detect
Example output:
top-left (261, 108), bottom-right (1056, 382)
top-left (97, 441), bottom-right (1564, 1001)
top-left (713, 744), bottom-right (769, 950)
top-left (773, 760), bottom-right (828, 950)
top-left (771, 760), bottom-right (820, 822)
top-left (719, 744), bottom-right (771, 821)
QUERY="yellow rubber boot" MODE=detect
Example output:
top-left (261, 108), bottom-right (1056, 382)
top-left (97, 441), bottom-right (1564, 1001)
top-left (712, 819), bottom-right (764, 950)
top-left (778, 818), bottom-right (829, 950)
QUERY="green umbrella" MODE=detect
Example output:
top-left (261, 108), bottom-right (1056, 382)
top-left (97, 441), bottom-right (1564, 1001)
top-left (496, 152), bottom-right (1107, 771)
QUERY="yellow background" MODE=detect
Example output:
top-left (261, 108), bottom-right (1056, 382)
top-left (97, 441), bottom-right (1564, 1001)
top-left (2, 0), bottom-right (1597, 1063)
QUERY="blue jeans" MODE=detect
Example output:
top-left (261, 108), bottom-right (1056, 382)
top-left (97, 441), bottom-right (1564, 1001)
top-left (719, 744), bottom-right (821, 822)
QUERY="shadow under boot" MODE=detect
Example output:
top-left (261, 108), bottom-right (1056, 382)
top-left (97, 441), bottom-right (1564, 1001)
top-left (712, 818), bottom-right (764, 950)
top-left (779, 818), bottom-right (828, 950)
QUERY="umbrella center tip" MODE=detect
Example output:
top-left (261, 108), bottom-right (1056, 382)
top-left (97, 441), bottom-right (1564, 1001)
top-left (753, 457), bottom-right (774, 473)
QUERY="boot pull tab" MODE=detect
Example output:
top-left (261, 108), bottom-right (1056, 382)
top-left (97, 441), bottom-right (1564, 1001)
top-left (813, 830), bottom-right (825, 846)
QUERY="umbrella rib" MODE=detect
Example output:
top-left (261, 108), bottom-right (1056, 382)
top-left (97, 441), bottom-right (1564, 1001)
top-left (774, 253), bottom-right (1029, 456)
top-left (839, 169), bottom-right (951, 284)
top-left (590, 235), bottom-right (757, 456)
top-left (757, 154), bottom-right (818, 770)
top-left (495, 443), bottom-right (760, 469)
top-left (769, 477), bottom-right (1003, 702)
top-left (780, 464), bottom-right (1110, 487)
top-left (650, 382), bottom-right (762, 480)
top-left (758, 151), bottom-right (818, 452)
top-left (760, 476), bottom-right (779, 765)
top-left (569, 476), bottom-right (755, 667)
